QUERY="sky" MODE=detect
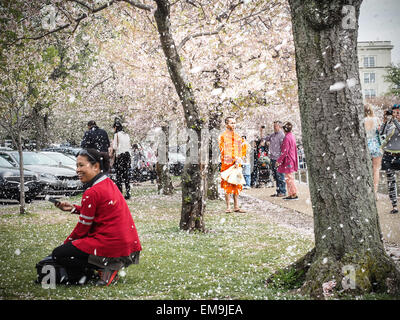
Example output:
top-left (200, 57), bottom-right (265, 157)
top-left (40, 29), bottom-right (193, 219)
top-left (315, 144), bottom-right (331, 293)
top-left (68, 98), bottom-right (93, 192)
top-left (358, 0), bottom-right (400, 64)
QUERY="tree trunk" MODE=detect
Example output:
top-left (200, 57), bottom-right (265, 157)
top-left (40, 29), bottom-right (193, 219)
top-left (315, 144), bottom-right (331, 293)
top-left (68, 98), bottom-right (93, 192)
top-left (207, 111), bottom-right (222, 200)
top-left (17, 134), bottom-right (26, 214)
top-left (284, 0), bottom-right (400, 297)
top-left (154, 0), bottom-right (206, 232)
top-left (155, 125), bottom-right (174, 195)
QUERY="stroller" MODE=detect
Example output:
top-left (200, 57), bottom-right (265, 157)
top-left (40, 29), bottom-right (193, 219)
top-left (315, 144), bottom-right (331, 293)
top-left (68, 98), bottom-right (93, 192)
top-left (256, 151), bottom-right (273, 187)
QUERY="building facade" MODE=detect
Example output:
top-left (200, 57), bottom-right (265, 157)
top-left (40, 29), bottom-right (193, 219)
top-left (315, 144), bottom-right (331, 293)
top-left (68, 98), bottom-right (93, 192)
top-left (357, 41), bottom-right (393, 99)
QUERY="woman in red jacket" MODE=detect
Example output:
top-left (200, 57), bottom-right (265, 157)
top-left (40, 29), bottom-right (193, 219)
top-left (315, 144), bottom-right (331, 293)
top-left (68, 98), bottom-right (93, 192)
top-left (52, 148), bottom-right (142, 286)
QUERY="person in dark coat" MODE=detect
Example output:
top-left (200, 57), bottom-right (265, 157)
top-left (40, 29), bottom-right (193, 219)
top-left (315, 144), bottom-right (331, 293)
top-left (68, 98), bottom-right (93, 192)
top-left (81, 120), bottom-right (110, 153)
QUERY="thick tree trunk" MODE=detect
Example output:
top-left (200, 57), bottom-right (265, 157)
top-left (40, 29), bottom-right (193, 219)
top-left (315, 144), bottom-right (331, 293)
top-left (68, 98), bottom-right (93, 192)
top-left (154, 0), bottom-right (206, 232)
top-left (284, 0), bottom-right (400, 297)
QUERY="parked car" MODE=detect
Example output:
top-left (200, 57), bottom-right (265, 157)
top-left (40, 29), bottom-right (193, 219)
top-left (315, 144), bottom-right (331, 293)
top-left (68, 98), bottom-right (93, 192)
top-left (0, 156), bottom-right (43, 202)
top-left (40, 151), bottom-right (77, 171)
top-left (41, 146), bottom-right (81, 159)
top-left (0, 151), bottom-right (82, 195)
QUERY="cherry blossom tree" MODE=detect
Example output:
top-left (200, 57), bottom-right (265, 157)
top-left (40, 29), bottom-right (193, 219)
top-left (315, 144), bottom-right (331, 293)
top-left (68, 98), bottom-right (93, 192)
top-left (1, 0), bottom-right (299, 226)
top-left (0, 43), bottom-right (57, 212)
top-left (272, 0), bottom-right (400, 297)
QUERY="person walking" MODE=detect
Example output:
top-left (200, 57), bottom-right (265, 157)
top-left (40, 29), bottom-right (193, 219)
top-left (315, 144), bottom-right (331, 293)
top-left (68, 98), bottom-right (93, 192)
top-left (241, 136), bottom-right (251, 189)
top-left (80, 120), bottom-right (110, 153)
top-left (112, 121), bottom-right (132, 200)
top-left (52, 149), bottom-right (142, 286)
top-left (364, 104), bottom-right (383, 200)
top-left (265, 121), bottom-right (286, 197)
top-left (276, 122), bottom-right (298, 200)
top-left (219, 116), bottom-right (247, 213)
top-left (380, 104), bottom-right (400, 214)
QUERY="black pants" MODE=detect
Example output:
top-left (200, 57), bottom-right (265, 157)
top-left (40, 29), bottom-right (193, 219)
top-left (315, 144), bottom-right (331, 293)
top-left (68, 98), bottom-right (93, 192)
top-left (52, 242), bottom-right (96, 280)
top-left (381, 152), bottom-right (400, 208)
top-left (115, 152), bottom-right (131, 196)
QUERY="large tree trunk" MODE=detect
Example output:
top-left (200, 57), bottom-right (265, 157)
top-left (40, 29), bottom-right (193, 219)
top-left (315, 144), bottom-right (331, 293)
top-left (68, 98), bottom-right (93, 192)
top-left (154, 0), bottom-right (206, 232)
top-left (284, 0), bottom-right (400, 297)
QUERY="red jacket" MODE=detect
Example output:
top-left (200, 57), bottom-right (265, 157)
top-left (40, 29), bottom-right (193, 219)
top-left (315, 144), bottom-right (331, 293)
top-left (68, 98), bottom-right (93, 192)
top-left (65, 176), bottom-right (142, 257)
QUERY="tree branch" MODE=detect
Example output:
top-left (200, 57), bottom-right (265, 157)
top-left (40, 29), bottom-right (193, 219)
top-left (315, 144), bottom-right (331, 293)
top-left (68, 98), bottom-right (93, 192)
top-left (89, 65), bottom-right (116, 94)
top-left (119, 0), bottom-right (153, 11)
top-left (177, 24), bottom-right (225, 51)
top-left (8, 0), bottom-right (153, 45)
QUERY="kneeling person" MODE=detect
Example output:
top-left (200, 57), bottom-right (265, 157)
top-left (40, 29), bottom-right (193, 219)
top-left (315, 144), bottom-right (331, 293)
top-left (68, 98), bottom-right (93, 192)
top-left (51, 148), bottom-right (142, 286)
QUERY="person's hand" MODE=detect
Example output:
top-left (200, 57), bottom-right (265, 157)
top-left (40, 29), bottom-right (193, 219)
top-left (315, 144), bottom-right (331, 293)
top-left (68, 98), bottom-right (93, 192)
top-left (55, 201), bottom-right (74, 212)
top-left (276, 162), bottom-right (280, 168)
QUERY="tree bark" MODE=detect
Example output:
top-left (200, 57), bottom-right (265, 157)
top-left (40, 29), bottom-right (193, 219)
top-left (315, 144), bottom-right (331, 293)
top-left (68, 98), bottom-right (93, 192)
top-left (154, 0), bottom-right (206, 232)
top-left (16, 134), bottom-right (26, 214)
top-left (155, 125), bottom-right (174, 195)
top-left (284, 0), bottom-right (400, 297)
top-left (207, 111), bottom-right (222, 200)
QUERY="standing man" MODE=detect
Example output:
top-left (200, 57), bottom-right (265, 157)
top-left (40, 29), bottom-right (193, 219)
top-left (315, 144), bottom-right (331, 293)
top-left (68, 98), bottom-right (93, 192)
top-left (380, 104), bottom-right (400, 214)
top-left (219, 116), bottom-right (247, 213)
top-left (81, 120), bottom-right (110, 153)
top-left (265, 121), bottom-right (286, 197)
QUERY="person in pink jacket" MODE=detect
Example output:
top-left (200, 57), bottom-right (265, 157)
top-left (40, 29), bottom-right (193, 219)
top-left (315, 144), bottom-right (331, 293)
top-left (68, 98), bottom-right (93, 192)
top-left (276, 122), bottom-right (299, 200)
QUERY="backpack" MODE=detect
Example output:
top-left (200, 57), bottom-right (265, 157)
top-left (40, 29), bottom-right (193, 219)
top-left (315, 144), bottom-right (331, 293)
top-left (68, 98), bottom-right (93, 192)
top-left (35, 255), bottom-right (94, 286)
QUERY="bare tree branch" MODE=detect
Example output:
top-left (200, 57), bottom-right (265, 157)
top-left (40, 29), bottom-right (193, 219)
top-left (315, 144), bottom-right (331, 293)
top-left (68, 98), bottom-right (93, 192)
top-left (119, 0), bottom-right (153, 11)
top-left (177, 24), bottom-right (225, 51)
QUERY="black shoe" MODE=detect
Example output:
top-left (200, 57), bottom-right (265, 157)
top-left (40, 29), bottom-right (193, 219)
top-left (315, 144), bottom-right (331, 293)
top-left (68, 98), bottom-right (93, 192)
top-left (124, 194), bottom-right (131, 200)
top-left (283, 195), bottom-right (298, 200)
top-left (390, 208), bottom-right (399, 214)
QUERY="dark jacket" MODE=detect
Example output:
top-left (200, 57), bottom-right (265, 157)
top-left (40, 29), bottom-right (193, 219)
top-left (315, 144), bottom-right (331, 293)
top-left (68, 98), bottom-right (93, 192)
top-left (81, 126), bottom-right (110, 152)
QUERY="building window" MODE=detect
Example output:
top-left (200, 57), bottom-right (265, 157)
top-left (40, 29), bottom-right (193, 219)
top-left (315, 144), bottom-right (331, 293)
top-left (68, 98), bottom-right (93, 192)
top-left (363, 56), bottom-right (375, 67)
top-left (364, 89), bottom-right (376, 98)
top-left (364, 72), bottom-right (376, 83)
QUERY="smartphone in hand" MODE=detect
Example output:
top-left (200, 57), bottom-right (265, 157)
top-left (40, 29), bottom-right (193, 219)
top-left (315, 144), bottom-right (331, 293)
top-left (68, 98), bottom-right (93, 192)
top-left (47, 197), bottom-right (60, 205)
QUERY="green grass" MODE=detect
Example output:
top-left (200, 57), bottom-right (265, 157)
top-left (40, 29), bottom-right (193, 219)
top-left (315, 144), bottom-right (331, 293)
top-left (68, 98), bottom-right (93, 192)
top-left (0, 183), bottom-right (316, 300)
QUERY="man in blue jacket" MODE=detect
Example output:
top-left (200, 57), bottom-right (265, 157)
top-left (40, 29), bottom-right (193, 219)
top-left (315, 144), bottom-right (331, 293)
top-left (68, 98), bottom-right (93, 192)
top-left (81, 120), bottom-right (110, 153)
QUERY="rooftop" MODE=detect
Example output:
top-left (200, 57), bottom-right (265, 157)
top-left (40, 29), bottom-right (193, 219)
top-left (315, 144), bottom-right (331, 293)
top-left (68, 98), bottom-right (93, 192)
top-left (358, 41), bottom-right (394, 50)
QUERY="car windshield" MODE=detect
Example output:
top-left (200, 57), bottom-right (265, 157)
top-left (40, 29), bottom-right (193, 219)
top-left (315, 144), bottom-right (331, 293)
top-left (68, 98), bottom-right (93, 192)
top-left (12, 152), bottom-right (59, 166)
top-left (0, 156), bottom-right (14, 167)
top-left (41, 152), bottom-right (76, 166)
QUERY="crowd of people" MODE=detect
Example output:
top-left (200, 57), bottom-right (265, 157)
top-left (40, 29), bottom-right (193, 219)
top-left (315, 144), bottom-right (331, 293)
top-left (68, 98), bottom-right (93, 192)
top-left (40, 103), bottom-right (399, 288)
top-left (218, 116), bottom-right (300, 213)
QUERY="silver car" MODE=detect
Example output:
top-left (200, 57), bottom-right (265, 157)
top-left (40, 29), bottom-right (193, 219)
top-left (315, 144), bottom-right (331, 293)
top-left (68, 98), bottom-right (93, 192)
top-left (40, 151), bottom-right (77, 171)
top-left (0, 151), bottom-right (82, 196)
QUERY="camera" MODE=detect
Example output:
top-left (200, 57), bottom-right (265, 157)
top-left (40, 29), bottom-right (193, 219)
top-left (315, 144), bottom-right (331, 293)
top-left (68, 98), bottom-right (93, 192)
top-left (385, 110), bottom-right (393, 116)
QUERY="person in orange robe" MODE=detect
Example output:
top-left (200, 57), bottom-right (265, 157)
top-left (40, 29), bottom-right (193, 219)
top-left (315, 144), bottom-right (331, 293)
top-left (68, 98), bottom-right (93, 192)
top-left (219, 116), bottom-right (247, 213)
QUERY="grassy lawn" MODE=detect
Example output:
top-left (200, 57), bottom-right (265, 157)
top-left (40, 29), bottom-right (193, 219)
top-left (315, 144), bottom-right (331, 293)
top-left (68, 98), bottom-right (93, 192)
top-left (0, 182), bottom-right (315, 300)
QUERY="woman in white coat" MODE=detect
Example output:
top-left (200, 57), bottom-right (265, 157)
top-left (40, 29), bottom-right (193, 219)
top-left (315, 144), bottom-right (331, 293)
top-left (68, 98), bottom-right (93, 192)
top-left (112, 121), bottom-right (132, 199)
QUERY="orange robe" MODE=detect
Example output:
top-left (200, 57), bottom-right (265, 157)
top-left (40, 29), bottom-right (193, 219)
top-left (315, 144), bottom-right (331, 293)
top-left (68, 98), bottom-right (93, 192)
top-left (219, 130), bottom-right (247, 195)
